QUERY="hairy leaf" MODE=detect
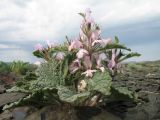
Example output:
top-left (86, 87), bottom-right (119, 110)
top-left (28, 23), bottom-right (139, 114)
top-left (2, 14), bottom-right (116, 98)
top-left (3, 88), bottom-right (60, 110)
top-left (58, 86), bottom-right (90, 106)
top-left (87, 71), bottom-right (112, 96)
top-left (106, 86), bottom-right (137, 102)
top-left (34, 59), bottom-right (65, 89)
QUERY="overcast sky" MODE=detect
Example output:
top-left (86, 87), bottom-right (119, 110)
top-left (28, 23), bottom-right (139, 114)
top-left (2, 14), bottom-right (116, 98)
top-left (0, 0), bottom-right (160, 62)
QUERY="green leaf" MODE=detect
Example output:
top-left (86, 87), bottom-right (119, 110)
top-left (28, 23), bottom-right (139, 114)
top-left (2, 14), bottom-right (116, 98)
top-left (33, 50), bottom-right (44, 59)
top-left (95, 43), bottom-right (131, 52)
top-left (78, 13), bottom-right (85, 18)
top-left (58, 86), bottom-right (90, 106)
top-left (4, 88), bottom-right (60, 110)
top-left (115, 36), bottom-right (119, 44)
top-left (107, 86), bottom-right (137, 101)
top-left (87, 72), bottom-right (112, 96)
top-left (33, 59), bottom-right (65, 89)
top-left (119, 52), bottom-right (141, 62)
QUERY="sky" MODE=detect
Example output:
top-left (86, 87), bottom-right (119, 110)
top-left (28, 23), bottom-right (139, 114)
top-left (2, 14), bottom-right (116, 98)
top-left (0, 0), bottom-right (160, 62)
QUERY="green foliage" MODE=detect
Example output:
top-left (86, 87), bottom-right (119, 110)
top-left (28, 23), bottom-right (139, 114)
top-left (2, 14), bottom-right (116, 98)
top-left (58, 86), bottom-right (90, 106)
top-left (5, 58), bottom-right (136, 110)
top-left (0, 61), bottom-right (11, 73)
top-left (10, 61), bottom-right (31, 75)
top-left (8, 59), bottom-right (65, 93)
top-left (114, 36), bottom-right (120, 44)
top-left (87, 72), bottom-right (112, 96)
top-left (4, 88), bottom-right (60, 110)
top-left (24, 72), bottom-right (37, 81)
top-left (33, 50), bottom-right (45, 59)
top-left (95, 43), bottom-right (131, 52)
top-left (104, 86), bottom-right (137, 102)
top-left (33, 59), bottom-right (65, 89)
top-left (78, 12), bottom-right (85, 18)
top-left (127, 63), bottom-right (144, 70)
top-left (0, 60), bottom-right (37, 76)
top-left (4, 10), bottom-right (139, 111)
top-left (119, 52), bottom-right (141, 62)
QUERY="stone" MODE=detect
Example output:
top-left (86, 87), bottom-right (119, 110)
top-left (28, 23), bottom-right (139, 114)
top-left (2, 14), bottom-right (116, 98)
top-left (0, 85), bottom-right (6, 94)
top-left (0, 110), bottom-right (13, 120)
top-left (12, 106), bottom-right (37, 120)
top-left (91, 111), bottom-right (122, 120)
top-left (0, 93), bottom-right (26, 107)
top-left (111, 61), bottom-right (160, 120)
top-left (25, 105), bottom-right (78, 120)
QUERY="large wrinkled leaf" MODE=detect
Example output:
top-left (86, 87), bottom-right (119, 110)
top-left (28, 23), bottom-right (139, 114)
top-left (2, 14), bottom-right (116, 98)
top-left (3, 88), bottom-right (60, 110)
top-left (107, 86), bottom-right (137, 101)
top-left (58, 86), bottom-right (90, 106)
top-left (87, 72), bottom-right (112, 96)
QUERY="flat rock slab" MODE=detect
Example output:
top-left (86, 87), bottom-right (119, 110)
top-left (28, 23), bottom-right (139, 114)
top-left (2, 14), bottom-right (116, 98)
top-left (0, 93), bottom-right (26, 107)
top-left (0, 85), bottom-right (6, 94)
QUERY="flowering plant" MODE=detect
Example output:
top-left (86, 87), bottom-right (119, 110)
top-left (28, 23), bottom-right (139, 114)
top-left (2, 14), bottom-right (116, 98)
top-left (4, 9), bottom-right (140, 110)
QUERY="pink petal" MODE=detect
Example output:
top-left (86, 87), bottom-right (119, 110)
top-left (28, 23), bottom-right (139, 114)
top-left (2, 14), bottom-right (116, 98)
top-left (34, 43), bottom-right (43, 51)
top-left (111, 49), bottom-right (116, 60)
top-left (55, 52), bottom-right (65, 61)
top-left (92, 40), bottom-right (103, 46)
top-left (92, 38), bottom-right (112, 46)
top-left (108, 60), bottom-right (115, 69)
top-left (46, 40), bottom-right (56, 48)
top-left (91, 29), bottom-right (101, 40)
top-left (108, 50), bottom-right (116, 69)
top-left (76, 49), bottom-right (89, 59)
top-left (82, 69), bottom-right (97, 77)
top-left (69, 59), bottom-right (81, 74)
top-left (85, 8), bottom-right (92, 16)
top-left (85, 8), bottom-right (94, 24)
top-left (83, 55), bottom-right (92, 69)
top-left (102, 38), bottom-right (112, 45)
top-left (68, 40), bottom-right (83, 51)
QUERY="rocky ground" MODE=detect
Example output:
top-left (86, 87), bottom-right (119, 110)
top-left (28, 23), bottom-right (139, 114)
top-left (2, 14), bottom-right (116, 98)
top-left (112, 60), bottom-right (160, 120)
top-left (0, 60), bottom-right (160, 120)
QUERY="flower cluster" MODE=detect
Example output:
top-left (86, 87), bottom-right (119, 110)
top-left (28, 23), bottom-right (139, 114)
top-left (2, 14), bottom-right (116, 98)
top-left (33, 8), bottom-right (140, 79)
top-left (68, 8), bottom-right (116, 77)
top-left (34, 40), bottom-right (65, 61)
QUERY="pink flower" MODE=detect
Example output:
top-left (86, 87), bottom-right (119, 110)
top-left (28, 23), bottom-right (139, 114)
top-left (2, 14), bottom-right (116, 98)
top-left (92, 38), bottom-right (112, 46)
top-left (68, 40), bottom-right (83, 51)
top-left (85, 8), bottom-right (94, 24)
top-left (94, 53), bottom-right (106, 72)
top-left (34, 43), bottom-right (43, 51)
top-left (55, 52), bottom-right (65, 61)
top-left (91, 29), bottom-right (101, 40)
top-left (108, 49), bottom-right (116, 70)
top-left (69, 59), bottom-right (81, 74)
top-left (82, 69), bottom-right (97, 77)
top-left (76, 49), bottom-right (89, 59)
top-left (83, 55), bottom-right (92, 69)
top-left (46, 40), bottom-right (56, 48)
